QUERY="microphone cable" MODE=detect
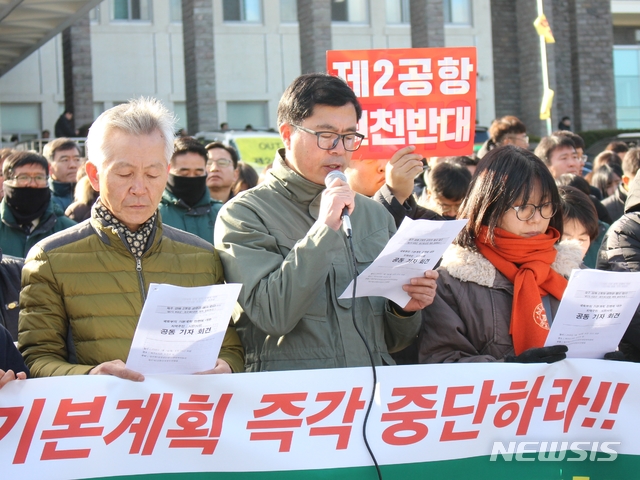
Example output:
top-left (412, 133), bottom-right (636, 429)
top-left (346, 232), bottom-right (383, 480)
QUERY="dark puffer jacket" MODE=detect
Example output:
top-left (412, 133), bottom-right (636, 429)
top-left (596, 175), bottom-right (640, 356)
top-left (597, 176), bottom-right (640, 272)
top-left (0, 250), bottom-right (22, 341)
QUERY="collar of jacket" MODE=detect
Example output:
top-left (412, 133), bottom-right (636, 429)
top-left (269, 149), bottom-right (324, 219)
top-left (161, 188), bottom-right (219, 216)
top-left (440, 240), bottom-right (584, 288)
top-left (90, 207), bottom-right (163, 257)
top-left (0, 197), bottom-right (57, 232)
top-left (616, 183), bottom-right (628, 204)
top-left (48, 178), bottom-right (75, 198)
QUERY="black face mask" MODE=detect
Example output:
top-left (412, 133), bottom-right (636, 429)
top-left (166, 174), bottom-right (207, 208)
top-left (3, 184), bottom-right (51, 226)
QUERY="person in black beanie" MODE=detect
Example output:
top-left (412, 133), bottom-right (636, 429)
top-left (0, 151), bottom-right (76, 257)
top-left (158, 137), bottom-right (223, 244)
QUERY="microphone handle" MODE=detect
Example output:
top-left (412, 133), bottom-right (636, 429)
top-left (341, 207), bottom-right (352, 238)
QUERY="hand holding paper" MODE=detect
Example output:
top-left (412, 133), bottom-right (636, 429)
top-left (544, 269), bottom-right (640, 359)
top-left (339, 217), bottom-right (467, 307)
top-left (126, 283), bottom-right (242, 375)
top-left (401, 270), bottom-right (439, 312)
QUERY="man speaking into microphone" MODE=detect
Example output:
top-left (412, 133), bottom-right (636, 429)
top-left (214, 73), bottom-right (438, 372)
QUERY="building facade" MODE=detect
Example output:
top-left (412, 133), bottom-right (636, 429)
top-left (0, 0), bottom-right (628, 143)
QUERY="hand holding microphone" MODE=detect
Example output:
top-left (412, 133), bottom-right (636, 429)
top-left (321, 170), bottom-right (355, 237)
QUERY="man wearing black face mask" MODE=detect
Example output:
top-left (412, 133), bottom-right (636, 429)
top-left (158, 137), bottom-right (223, 244)
top-left (0, 152), bottom-right (76, 258)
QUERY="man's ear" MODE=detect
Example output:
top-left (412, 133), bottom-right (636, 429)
top-left (85, 161), bottom-right (100, 191)
top-left (279, 123), bottom-right (292, 149)
top-left (623, 174), bottom-right (632, 190)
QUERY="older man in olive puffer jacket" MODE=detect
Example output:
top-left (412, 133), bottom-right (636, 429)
top-left (18, 98), bottom-right (244, 379)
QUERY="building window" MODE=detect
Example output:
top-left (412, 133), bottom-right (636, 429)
top-left (173, 102), bottom-right (187, 131)
top-left (614, 47), bottom-right (640, 128)
top-left (227, 102), bottom-right (268, 130)
top-left (111, 0), bottom-right (151, 21)
top-left (169, 0), bottom-right (182, 23)
top-left (386, 0), bottom-right (410, 24)
top-left (280, 0), bottom-right (297, 23)
top-left (443, 0), bottom-right (472, 25)
top-left (0, 103), bottom-right (41, 142)
top-left (331, 0), bottom-right (368, 24)
top-left (223, 0), bottom-right (262, 23)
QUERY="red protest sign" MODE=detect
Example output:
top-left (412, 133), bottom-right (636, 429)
top-left (327, 47), bottom-right (477, 160)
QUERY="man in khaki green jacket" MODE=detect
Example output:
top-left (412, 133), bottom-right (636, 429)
top-left (19, 98), bottom-right (244, 379)
top-left (214, 74), bottom-right (438, 372)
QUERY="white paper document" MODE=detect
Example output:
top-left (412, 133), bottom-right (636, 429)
top-left (339, 217), bottom-right (467, 307)
top-left (544, 269), bottom-right (640, 358)
top-left (126, 283), bottom-right (242, 374)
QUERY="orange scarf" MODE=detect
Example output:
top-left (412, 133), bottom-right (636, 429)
top-left (475, 226), bottom-right (567, 355)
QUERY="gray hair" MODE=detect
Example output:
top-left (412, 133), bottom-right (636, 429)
top-left (86, 97), bottom-right (176, 171)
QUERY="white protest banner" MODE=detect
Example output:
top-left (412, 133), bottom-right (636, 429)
top-left (1, 360), bottom-right (638, 479)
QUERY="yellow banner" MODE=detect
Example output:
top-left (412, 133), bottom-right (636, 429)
top-left (533, 14), bottom-right (555, 44)
top-left (540, 88), bottom-right (555, 120)
top-left (233, 136), bottom-right (283, 170)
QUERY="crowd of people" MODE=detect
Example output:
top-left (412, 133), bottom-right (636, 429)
top-left (1, 73), bottom-right (639, 391)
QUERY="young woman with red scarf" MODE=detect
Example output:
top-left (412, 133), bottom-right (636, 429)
top-left (419, 145), bottom-right (584, 364)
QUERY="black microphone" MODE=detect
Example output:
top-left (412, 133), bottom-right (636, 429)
top-left (324, 170), bottom-right (353, 238)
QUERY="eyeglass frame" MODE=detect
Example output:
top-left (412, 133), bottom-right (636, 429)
top-left (509, 201), bottom-right (557, 221)
top-left (206, 158), bottom-right (234, 169)
top-left (433, 198), bottom-right (462, 215)
top-left (291, 124), bottom-right (365, 152)
top-left (6, 173), bottom-right (49, 187)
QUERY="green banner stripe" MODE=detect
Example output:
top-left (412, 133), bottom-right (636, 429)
top-left (90, 453), bottom-right (640, 480)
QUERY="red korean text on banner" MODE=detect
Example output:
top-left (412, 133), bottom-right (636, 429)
top-left (327, 47), bottom-right (477, 160)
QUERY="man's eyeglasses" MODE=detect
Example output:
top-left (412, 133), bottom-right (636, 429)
top-left (206, 158), bottom-right (233, 169)
top-left (8, 174), bottom-right (48, 187)
top-left (510, 202), bottom-right (556, 221)
top-left (435, 201), bottom-right (462, 215)
top-left (292, 124), bottom-right (364, 152)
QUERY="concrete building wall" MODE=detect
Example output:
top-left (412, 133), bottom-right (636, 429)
top-left (490, 0), bottom-right (521, 119)
top-left (89, 3), bottom-right (185, 121)
top-left (0, 35), bottom-right (64, 137)
top-left (446, 0), bottom-right (495, 126)
top-left (570, 0), bottom-right (616, 131)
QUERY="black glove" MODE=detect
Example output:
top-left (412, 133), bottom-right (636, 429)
top-left (504, 345), bottom-right (568, 364)
top-left (604, 351), bottom-right (628, 362)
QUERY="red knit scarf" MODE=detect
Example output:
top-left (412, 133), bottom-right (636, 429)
top-left (475, 226), bottom-right (567, 354)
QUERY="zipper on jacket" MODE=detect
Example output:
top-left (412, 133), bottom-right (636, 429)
top-left (136, 257), bottom-right (146, 302)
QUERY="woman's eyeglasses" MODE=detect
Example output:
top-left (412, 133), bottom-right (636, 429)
top-left (510, 202), bottom-right (556, 221)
